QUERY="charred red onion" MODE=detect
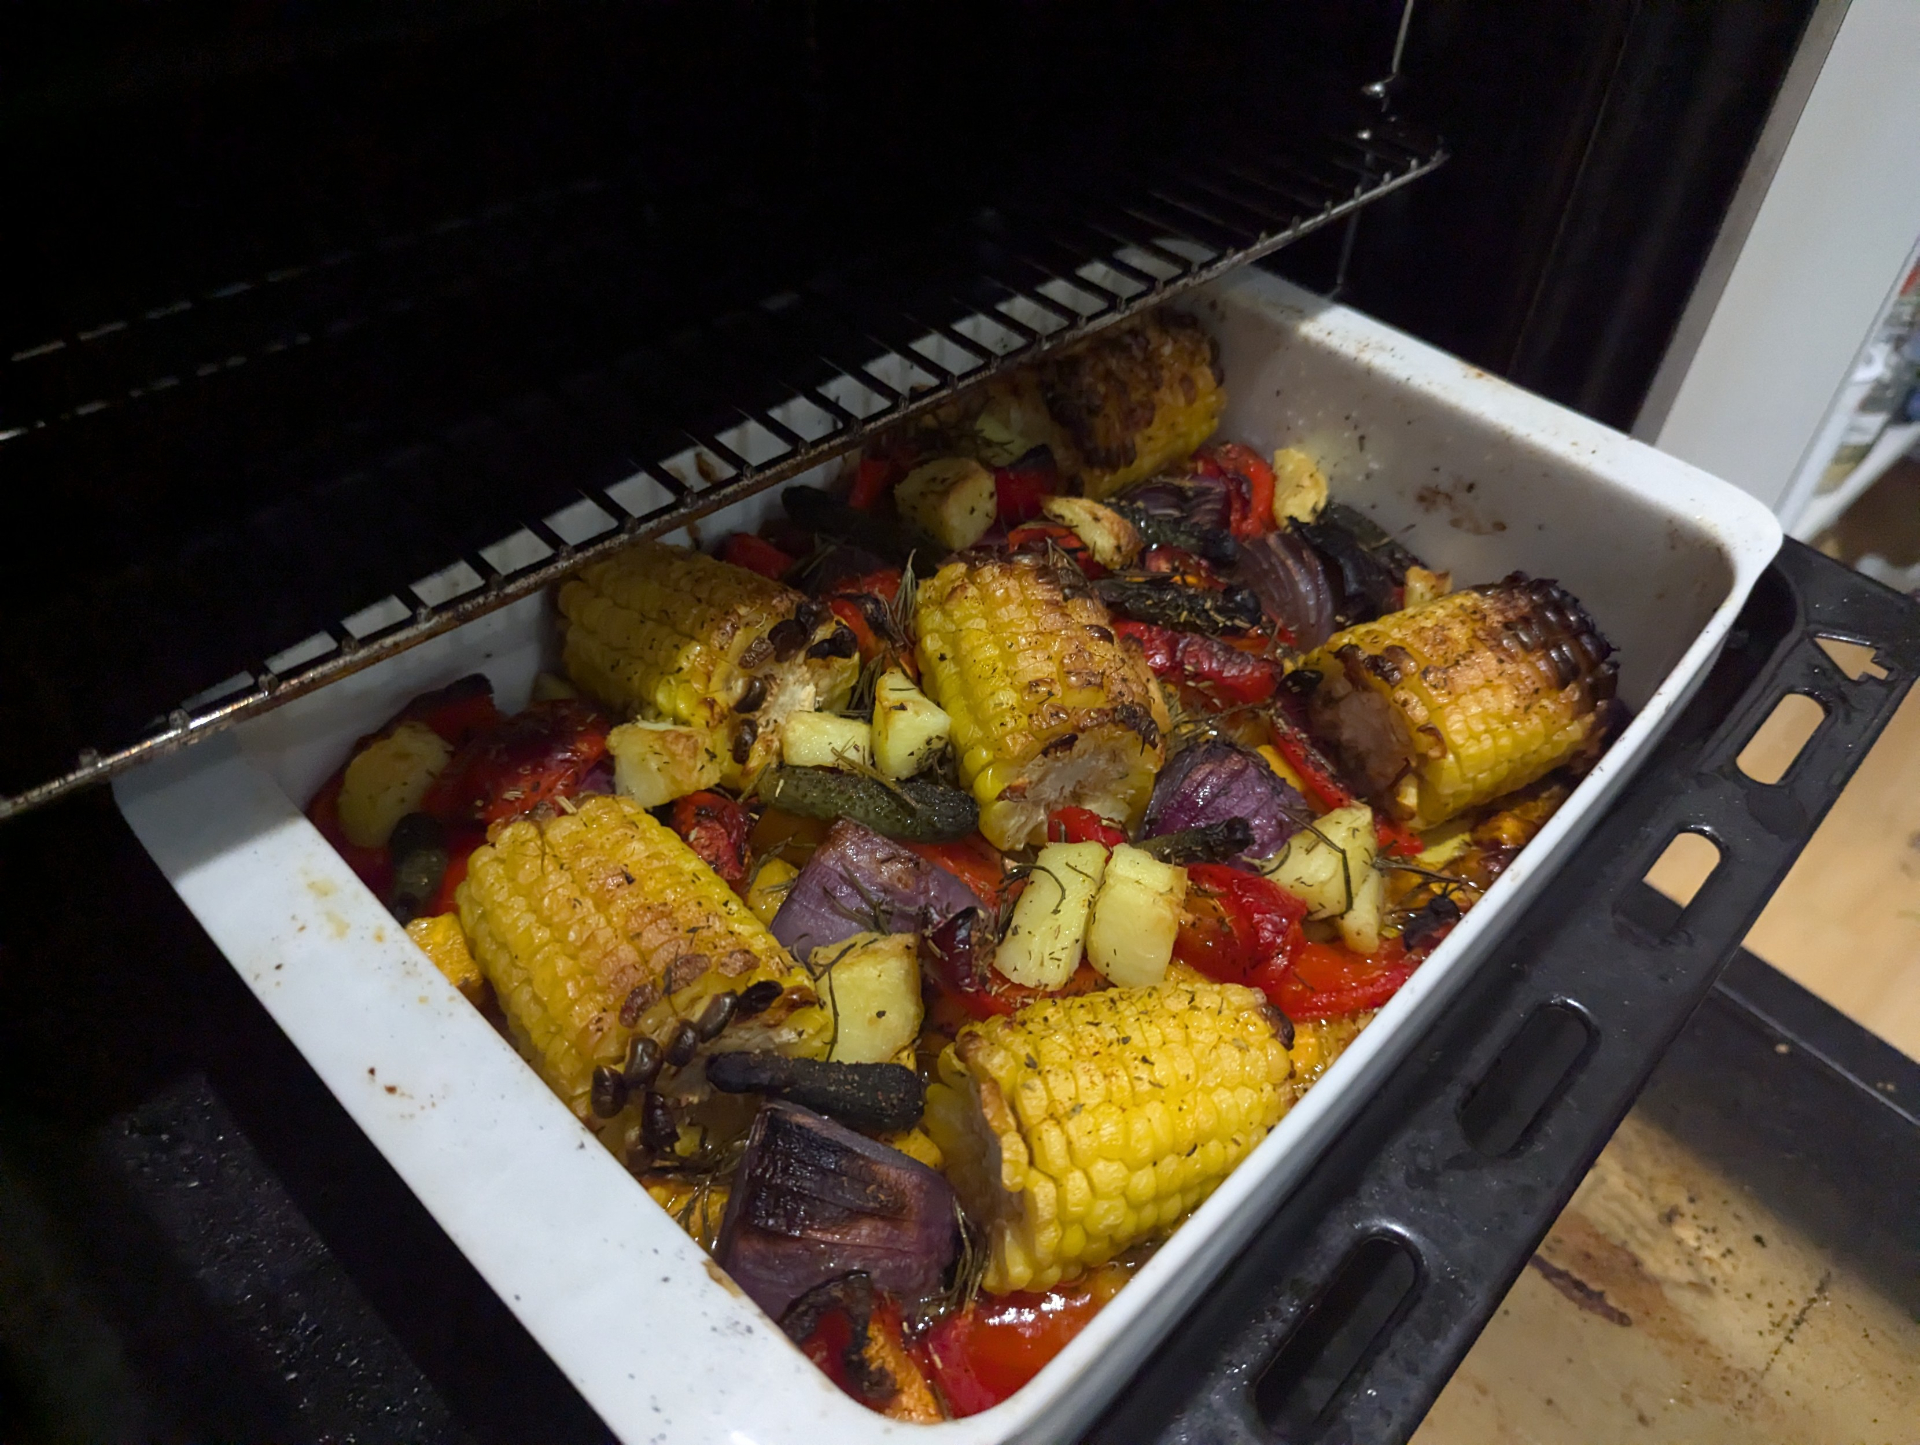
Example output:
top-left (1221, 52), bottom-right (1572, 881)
top-left (770, 818), bottom-right (981, 956)
top-left (1235, 529), bottom-right (1336, 649)
top-left (1141, 739), bottom-right (1306, 862)
top-left (715, 1102), bottom-right (959, 1320)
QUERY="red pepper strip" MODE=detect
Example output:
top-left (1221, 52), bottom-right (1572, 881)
top-left (924, 950), bottom-right (1104, 1024)
top-left (903, 837), bottom-right (1004, 909)
top-left (1004, 522), bottom-right (1104, 576)
top-left (395, 674), bottom-right (502, 749)
top-left (1254, 938), bottom-right (1417, 1019)
top-left (820, 566), bottom-right (903, 605)
top-left (1045, 807), bottom-right (1127, 847)
top-left (670, 791), bottom-right (753, 882)
top-left (993, 455), bottom-right (1059, 526)
top-left (849, 454), bottom-right (905, 510)
top-left (427, 837), bottom-right (479, 917)
top-left (1112, 619), bottom-right (1280, 707)
top-left (306, 770), bottom-right (393, 900)
top-left (1264, 715), bottom-right (1424, 855)
top-left (718, 531), bottom-right (795, 580)
top-left (423, 699), bottom-right (612, 828)
top-left (1173, 863), bottom-right (1308, 985)
top-left (1195, 442), bottom-right (1275, 539)
top-left (1374, 816), bottom-right (1426, 858)
top-left (915, 1273), bottom-right (1123, 1416)
top-left (1265, 714), bottom-right (1357, 814)
top-left (826, 596), bottom-right (899, 670)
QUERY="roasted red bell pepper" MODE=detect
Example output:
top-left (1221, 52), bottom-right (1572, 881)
top-left (1045, 807), bottom-right (1128, 847)
top-left (1263, 715), bottom-right (1424, 856)
top-left (920, 904), bottom-right (1102, 1023)
top-left (427, 837), bottom-right (479, 917)
top-left (422, 698), bottom-right (611, 828)
top-left (903, 835), bottom-right (1004, 909)
top-left (1005, 521), bottom-right (1102, 575)
top-left (1254, 938), bottom-right (1417, 1019)
top-left (719, 531), bottom-right (796, 580)
top-left (1194, 441), bottom-right (1275, 540)
top-left (671, 791), bottom-right (753, 882)
top-left (1113, 618), bottom-right (1281, 708)
top-left (395, 673), bottom-right (502, 749)
top-left (849, 453), bottom-right (906, 510)
top-left (1173, 863), bottom-right (1308, 985)
top-left (915, 1271), bottom-right (1125, 1417)
top-left (992, 451), bottom-right (1060, 527)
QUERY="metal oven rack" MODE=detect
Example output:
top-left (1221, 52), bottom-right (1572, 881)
top-left (0, 109), bottom-right (1442, 821)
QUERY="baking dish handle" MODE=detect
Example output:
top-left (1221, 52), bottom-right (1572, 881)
top-left (1087, 541), bottom-right (1920, 1445)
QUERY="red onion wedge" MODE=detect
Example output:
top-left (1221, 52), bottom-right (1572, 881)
top-left (715, 1101), bottom-right (959, 1321)
top-left (1141, 738), bottom-right (1307, 862)
top-left (1235, 529), bottom-right (1336, 649)
top-left (770, 818), bottom-right (981, 957)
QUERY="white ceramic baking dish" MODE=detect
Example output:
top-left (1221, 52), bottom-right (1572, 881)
top-left (114, 267), bottom-right (1779, 1443)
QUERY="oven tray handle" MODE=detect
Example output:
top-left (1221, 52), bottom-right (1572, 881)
top-left (1087, 539), bottom-right (1920, 1445)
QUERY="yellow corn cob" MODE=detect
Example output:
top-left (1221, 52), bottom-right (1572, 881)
top-left (457, 795), bottom-right (830, 1120)
top-left (558, 541), bottom-right (859, 783)
top-left (915, 553), bottom-right (1166, 850)
top-left (1303, 576), bottom-right (1617, 828)
top-left (924, 980), bottom-right (1292, 1294)
top-left (405, 913), bottom-right (487, 1006)
top-left (1027, 310), bottom-right (1225, 500)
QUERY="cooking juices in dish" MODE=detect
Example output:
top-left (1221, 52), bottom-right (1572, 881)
top-left (304, 308), bottom-right (1621, 1422)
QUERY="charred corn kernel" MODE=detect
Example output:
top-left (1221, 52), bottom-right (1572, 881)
top-left (406, 913), bottom-right (487, 1006)
top-left (337, 722), bottom-right (452, 848)
top-left (1304, 576), bottom-right (1616, 828)
top-left (558, 540), bottom-right (858, 783)
top-left (915, 553), bottom-right (1165, 850)
top-left (458, 795), bottom-right (829, 1120)
top-left (1023, 311), bottom-right (1225, 500)
top-left (925, 981), bottom-right (1292, 1294)
top-left (744, 855), bottom-right (799, 926)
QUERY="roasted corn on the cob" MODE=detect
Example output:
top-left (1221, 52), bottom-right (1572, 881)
top-left (915, 553), bottom-right (1166, 850)
top-left (924, 980), bottom-right (1293, 1294)
top-left (1005, 312), bottom-right (1226, 499)
top-left (457, 795), bottom-right (830, 1120)
top-left (1302, 575), bottom-right (1616, 828)
top-left (558, 541), bottom-right (859, 783)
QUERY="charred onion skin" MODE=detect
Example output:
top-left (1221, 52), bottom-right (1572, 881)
top-left (1301, 574), bottom-right (1617, 827)
top-left (1141, 739), bottom-right (1306, 862)
top-left (715, 1102), bottom-right (959, 1320)
top-left (770, 818), bottom-right (980, 958)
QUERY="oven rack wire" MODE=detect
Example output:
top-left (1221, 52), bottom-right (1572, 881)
top-left (0, 116), bottom-right (1442, 821)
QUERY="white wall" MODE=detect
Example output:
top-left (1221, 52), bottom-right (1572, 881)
top-left (1638, 0), bottom-right (1920, 518)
